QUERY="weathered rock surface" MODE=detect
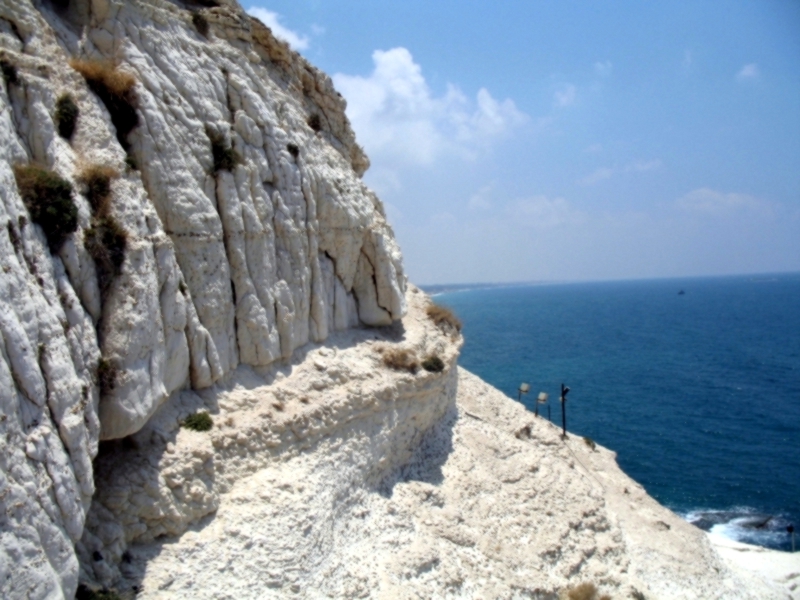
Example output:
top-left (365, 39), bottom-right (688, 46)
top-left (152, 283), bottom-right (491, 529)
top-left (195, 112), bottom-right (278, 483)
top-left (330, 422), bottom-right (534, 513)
top-left (0, 0), bottom-right (404, 596)
top-left (80, 284), bottom-right (460, 591)
top-left (77, 288), bottom-right (790, 599)
top-left (1, 1), bottom-right (794, 599)
top-left (97, 311), bottom-right (786, 599)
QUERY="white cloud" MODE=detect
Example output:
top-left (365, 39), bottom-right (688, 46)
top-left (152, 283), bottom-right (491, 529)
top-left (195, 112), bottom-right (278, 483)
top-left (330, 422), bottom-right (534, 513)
top-left (676, 188), bottom-right (770, 216)
top-left (580, 159), bottom-right (662, 185)
top-left (626, 159), bottom-right (662, 172)
top-left (333, 48), bottom-right (527, 165)
top-left (553, 84), bottom-right (576, 107)
top-left (736, 63), bottom-right (759, 81)
top-left (506, 196), bottom-right (585, 229)
top-left (468, 185), bottom-right (493, 211)
top-left (580, 167), bottom-right (614, 185)
top-left (247, 7), bottom-right (309, 50)
top-left (594, 61), bottom-right (613, 77)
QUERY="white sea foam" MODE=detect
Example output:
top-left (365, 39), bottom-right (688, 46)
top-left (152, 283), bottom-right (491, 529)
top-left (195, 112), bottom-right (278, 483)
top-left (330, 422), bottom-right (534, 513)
top-left (684, 507), bottom-right (792, 550)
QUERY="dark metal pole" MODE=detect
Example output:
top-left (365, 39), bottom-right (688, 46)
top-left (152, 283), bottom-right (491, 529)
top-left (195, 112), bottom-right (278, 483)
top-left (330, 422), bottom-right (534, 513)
top-left (548, 404), bottom-right (551, 422)
top-left (560, 383), bottom-right (570, 438)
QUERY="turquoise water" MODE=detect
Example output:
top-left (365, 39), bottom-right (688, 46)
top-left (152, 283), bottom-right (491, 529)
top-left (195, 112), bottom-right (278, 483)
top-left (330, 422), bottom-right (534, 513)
top-left (432, 274), bottom-right (800, 551)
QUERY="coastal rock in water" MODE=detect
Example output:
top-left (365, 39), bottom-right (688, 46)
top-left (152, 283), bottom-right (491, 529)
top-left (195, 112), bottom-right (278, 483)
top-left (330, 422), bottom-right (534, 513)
top-left (0, 0), bottom-right (403, 596)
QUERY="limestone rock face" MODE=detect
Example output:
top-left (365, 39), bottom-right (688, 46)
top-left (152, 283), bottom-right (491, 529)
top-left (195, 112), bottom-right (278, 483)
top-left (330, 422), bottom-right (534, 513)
top-left (0, 0), bottom-right (404, 597)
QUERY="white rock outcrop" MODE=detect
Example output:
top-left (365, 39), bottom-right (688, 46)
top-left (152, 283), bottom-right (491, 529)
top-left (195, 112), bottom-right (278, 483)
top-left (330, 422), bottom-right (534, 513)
top-left (1, 1), bottom-right (795, 599)
top-left (0, 0), bottom-right (404, 596)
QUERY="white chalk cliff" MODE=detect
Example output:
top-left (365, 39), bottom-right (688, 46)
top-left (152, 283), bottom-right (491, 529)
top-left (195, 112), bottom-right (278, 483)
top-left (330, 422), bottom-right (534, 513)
top-left (0, 0), bottom-right (796, 599)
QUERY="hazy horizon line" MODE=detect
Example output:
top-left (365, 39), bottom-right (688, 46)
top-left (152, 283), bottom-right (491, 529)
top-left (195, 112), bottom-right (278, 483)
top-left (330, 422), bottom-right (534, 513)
top-left (417, 269), bottom-right (800, 290)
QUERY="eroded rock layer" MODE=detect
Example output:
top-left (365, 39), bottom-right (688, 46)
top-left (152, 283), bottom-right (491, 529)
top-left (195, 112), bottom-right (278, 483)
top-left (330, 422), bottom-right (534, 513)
top-left (0, 0), bottom-right (404, 596)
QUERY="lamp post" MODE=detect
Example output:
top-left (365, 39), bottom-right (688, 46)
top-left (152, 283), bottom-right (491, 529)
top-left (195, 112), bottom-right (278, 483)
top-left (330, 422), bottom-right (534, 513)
top-left (536, 392), bottom-right (548, 417)
top-left (518, 383), bottom-right (530, 403)
top-left (560, 383), bottom-right (570, 438)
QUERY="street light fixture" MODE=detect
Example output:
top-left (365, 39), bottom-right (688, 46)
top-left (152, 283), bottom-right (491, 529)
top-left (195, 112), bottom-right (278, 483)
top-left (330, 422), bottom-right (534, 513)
top-left (518, 383), bottom-right (530, 403)
top-left (536, 392), bottom-right (548, 417)
top-left (560, 383), bottom-right (570, 438)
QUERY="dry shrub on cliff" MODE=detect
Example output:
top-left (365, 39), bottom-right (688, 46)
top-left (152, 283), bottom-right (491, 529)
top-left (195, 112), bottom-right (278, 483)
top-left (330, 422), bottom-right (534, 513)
top-left (421, 355), bottom-right (445, 373)
top-left (379, 346), bottom-right (419, 373)
top-left (192, 12), bottom-right (209, 37)
top-left (70, 60), bottom-right (138, 149)
top-left (55, 94), bottom-right (79, 139)
top-left (13, 164), bottom-right (78, 252)
top-left (208, 129), bottom-right (240, 173)
top-left (78, 164), bottom-right (117, 216)
top-left (561, 582), bottom-right (610, 600)
top-left (75, 584), bottom-right (122, 600)
top-left (582, 436), bottom-right (597, 451)
top-left (426, 303), bottom-right (462, 334)
top-left (96, 357), bottom-right (117, 398)
top-left (307, 113), bottom-right (322, 132)
top-left (84, 216), bottom-right (127, 300)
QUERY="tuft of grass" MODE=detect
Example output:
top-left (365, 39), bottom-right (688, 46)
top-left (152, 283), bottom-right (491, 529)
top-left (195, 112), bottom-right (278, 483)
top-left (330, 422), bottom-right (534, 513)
top-left (125, 154), bottom-right (138, 171)
top-left (183, 412), bottom-right (213, 431)
top-left (307, 114), bottom-right (321, 132)
top-left (70, 60), bottom-right (138, 149)
top-left (192, 12), bottom-right (209, 37)
top-left (84, 217), bottom-right (127, 300)
top-left (426, 303), bottom-right (462, 334)
top-left (55, 94), bottom-right (79, 139)
top-left (562, 582), bottom-right (604, 600)
top-left (78, 164), bottom-right (117, 216)
top-left (75, 585), bottom-right (123, 600)
top-left (421, 355), bottom-right (445, 373)
top-left (630, 590), bottom-right (646, 600)
top-left (13, 165), bottom-right (77, 252)
top-left (582, 436), bottom-right (597, 451)
top-left (1, 59), bottom-right (18, 85)
top-left (208, 130), bottom-right (240, 173)
top-left (381, 347), bottom-right (419, 373)
top-left (97, 357), bottom-right (117, 397)
top-left (286, 143), bottom-right (299, 159)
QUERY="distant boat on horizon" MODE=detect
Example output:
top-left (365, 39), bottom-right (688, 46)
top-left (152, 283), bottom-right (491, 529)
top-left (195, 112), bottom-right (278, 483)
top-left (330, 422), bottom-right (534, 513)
top-left (678, 290), bottom-right (686, 295)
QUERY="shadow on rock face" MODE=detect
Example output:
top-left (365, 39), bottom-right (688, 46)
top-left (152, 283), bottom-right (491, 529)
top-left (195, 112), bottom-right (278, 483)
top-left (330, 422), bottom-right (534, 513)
top-left (377, 401), bottom-right (459, 497)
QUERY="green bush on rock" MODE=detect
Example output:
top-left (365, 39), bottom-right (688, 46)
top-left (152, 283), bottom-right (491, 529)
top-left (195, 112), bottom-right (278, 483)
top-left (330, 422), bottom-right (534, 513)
top-left (421, 355), bottom-right (445, 373)
top-left (13, 165), bottom-right (77, 252)
top-left (54, 94), bottom-right (79, 140)
top-left (183, 412), bottom-right (213, 431)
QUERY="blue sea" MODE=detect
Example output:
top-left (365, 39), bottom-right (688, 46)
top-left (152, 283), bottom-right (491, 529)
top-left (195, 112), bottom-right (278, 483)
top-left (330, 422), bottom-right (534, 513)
top-left (431, 274), bottom-right (800, 551)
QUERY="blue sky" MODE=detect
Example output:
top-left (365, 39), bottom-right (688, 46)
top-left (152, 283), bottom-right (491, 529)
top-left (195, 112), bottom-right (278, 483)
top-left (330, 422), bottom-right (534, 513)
top-left (246, 1), bottom-right (800, 284)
